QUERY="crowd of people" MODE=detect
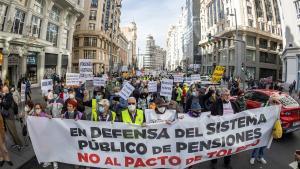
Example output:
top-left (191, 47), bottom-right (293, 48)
top-left (0, 73), bottom-right (299, 169)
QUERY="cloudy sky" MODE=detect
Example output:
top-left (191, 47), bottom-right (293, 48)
top-left (120, 0), bottom-right (185, 52)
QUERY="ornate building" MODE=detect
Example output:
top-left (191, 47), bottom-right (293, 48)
top-left (121, 22), bottom-right (137, 68)
top-left (0, 0), bottom-right (83, 86)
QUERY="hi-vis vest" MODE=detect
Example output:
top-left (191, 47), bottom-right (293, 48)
top-left (91, 99), bottom-right (116, 122)
top-left (121, 109), bottom-right (144, 125)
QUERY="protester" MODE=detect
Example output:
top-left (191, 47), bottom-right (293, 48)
top-left (62, 99), bottom-right (84, 120)
top-left (97, 99), bottom-right (118, 122)
top-left (0, 86), bottom-right (23, 151)
top-left (137, 89), bottom-right (150, 110)
top-left (0, 112), bottom-right (13, 167)
top-left (47, 92), bottom-right (64, 118)
top-left (210, 88), bottom-right (241, 169)
top-left (25, 78), bottom-right (31, 101)
top-left (10, 87), bottom-right (21, 106)
top-left (62, 89), bottom-right (85, 114)
top-left (120, 97), bottom-right (145, 125)
top-left (32, 103), bottom-right (51, 118)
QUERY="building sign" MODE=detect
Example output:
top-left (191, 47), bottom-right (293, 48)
top-left (8, 55), bottom-right (19, 66)
top-left (27, 56), bottom-right (37, 65)
top-left (104, 0), bottom-right (111, 31)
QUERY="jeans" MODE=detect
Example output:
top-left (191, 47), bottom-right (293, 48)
top-left (251, 147), bottom-right (265, 158)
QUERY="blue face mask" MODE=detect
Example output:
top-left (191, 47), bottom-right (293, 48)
top-left (98, 106), bottom-right (105, 113)
top-left (95, 95), bottom-right (101, 100)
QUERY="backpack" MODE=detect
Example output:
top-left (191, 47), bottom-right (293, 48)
top-left (272, 119), bottom-right (283, 139)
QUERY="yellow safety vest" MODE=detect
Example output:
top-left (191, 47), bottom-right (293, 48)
top-left (92, 99), bottom-right (116, 122)
top-left (121, 109), bottom-right (144, 125)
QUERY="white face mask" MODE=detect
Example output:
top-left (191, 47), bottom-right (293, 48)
top-left (35, 109), bottom-right (41, 114)
top-left (128, 105), bottom-right (136, 112)
top-left (157, 107), bottom-right (166, 113)
top-left (69, 94), bottom-right (75, 99)
top-left (24, 106), bottom-right (30, 112)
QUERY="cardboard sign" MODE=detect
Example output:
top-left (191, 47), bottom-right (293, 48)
top-left (145, 109), bottom-right (176, 124)
top-left (173, 74), bottom-right (184, 83)
top-left (148, 81), bottom-right (157, 93)
top-left (119, 82), bottom-right (135, 100)
top-left (211, 66), bottom-right (225, 83)
top-left (41, 79), bottom-right (53, 91)
top-left (160, 79), bottom-right (173, 98)
top-left (93, 77), bottom-right (106, 87)
top-left (66, 73), bottom-right (80, 86)
top-left (79, 59), bottom-right (93, 80)
top-left (191, 74), bottom-right (201, 82)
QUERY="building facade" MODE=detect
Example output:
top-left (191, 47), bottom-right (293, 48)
top-left (279, 0), bottom-right (300, 89)
top-left (144, 35), bottom-right (166, 70)
top-left (0, 0), bottom-right (83, 87)
top-left (199, 0), bottom-right (282, 80)
top-left (118, 32), bottom-right (129, 70)
top-left (121, 22), bottom-right (137, 68)
top-left (73, 0), bottom-right (122, 74)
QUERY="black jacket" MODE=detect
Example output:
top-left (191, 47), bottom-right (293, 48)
top-left (1, 93), bottom-right (14, 119)
top-left (210, 98), bottom-right (241, 116)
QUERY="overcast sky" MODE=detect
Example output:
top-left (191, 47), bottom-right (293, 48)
top-left (120, 0), bottom-right (185, 53)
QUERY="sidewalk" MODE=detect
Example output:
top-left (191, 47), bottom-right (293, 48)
top-left (2, 87), bottom-right (44, 169)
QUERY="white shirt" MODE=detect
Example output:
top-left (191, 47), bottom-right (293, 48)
top-left (223, 102), bottom-right (234, 115)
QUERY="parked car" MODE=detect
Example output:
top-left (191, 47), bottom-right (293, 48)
top-left (243, 89), bottom-right (300, 133)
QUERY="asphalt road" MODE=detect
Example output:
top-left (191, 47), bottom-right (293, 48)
top-left (20, 131), bottom-right (300, 169)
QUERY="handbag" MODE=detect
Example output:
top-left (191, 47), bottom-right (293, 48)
top-left (272, 119), bottom-right (283, 139)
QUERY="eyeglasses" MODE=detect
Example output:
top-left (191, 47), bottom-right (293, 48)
top-left (128, 103), bottom-right (136, 105)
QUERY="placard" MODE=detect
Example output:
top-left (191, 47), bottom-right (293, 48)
top-left (21, 84), bottom-right (26, 102)
top-left (93, 77), bottom-right (106, 87)
top-left (145, 109), bottom-right (176, 124)
top-left (119, 82), bottom-right (135, 100)
top-left (79, 59), bottom-right (93, 80)
top-left (211, 66), bottom-right (225, 83)
top-left (191, 74), bottom-right (201, 82)
top-left (66, 73), bottom-right (80, 86)
top-left (148, 81), bottom-right (157, 93)
top-left (41, 79), bottom-right (53, 91)
top-left (160, 79), bottom-right (173, 98)
top-left (173, 74), bottom-right (184, 83)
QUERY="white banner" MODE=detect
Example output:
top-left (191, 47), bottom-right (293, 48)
top-left (119, 82), bottom-right (135, 100)
top-left (173, 74), bottom-right (184, 83)
top-left (148, 81), bottom-right (157, 93)
top-left (21, 84), bottom-right (26, 102)
top-left (41, 79), bottom-right (53, 91)
top-left (66, 73), bottom-right (80, 86)
top-left (93, 77), bottom-right (106, 87)
top-left (160, 79), bottom-right (173, 98)
top-left (27, 106), bottom-right (279, 169)
top-left (191, 74), bottom-right (201, 82)
top-left (79, 59), bottom-right (93, 80)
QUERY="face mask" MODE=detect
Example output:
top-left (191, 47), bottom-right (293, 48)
top-left (98, 106), bottom-right (105, 113)
top-left (64, 89), bottom-right (68, 93)
top-left (53, 94), bottom-right (58, 99)
top-left (69, 94), bottom-right (75, 99)
top-left (128, 105), bottom-right (136, 112)
top-left (192, 92), bottom-right (197, 97)
top-left (157, 107), bottom-right (166, 113)
top-left (95, 95), bottom-right (101, 100)
top-left (35, 109), bottom-right (41, 114)
top-left (24, 106), bottom-right (30, 112)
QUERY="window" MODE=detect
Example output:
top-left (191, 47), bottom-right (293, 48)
top-left (260, 22), bottom-right (265, 31)
top-left (246, 50), bottom-right (256, 62)
top-left (246, 67), bottom-right (256, 78)
top-left (61, 29), bottom-right (69, 49)
top-left (74, 50), bottom-right (79, 60)
top-left (248, 19), bottom-right (253, 27)
top-left (33, 0), bottom-right (43, 14)
top-left (255, 0), bottom-right (263, 17)
top-left (260, 52), bottom-right (276, 64)
top-left (0, 3), bottom-right (8, 31)
top-left (84, 37), bottom-right (97, 47)
top-left (46, 23), bottom-right (58, 46)
top-left (84, 50), bottom-right (96, 59)
top-left (91, 0), bottom-right (98, 8)
top-left (12, 9), bottom-right (25, 34)
top-left (88, 23), bottom-right (95, 30)
top-left (49, 5), bottom-right (60, 22)
top-left (270, 41), bottom-right (278, 51)
top-left (76, 24), bottom-right (80, 29)
top-left (30, 16), bottom-right (41, 37)
top-left (259, 38), bottom-right (268, 49)
top-left (74, 38), bottom-right (79, 47)
top-left (246, 36), bottom-right (256, 46)
top-left (89, 10), bottom-right (97, 20)
top-left (265, 0), bottom-right (273, 21)
top-left (247, 6), bottom-right (252, 15)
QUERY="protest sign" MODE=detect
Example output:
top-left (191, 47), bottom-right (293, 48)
top-left (191, 74), bottom-right (201, 82)
top-left (148, 81), bottom-right (157, 93)
top-left (66, 73), bottom-right (80, 86)
top-left (184, 77), bottom-right (192, 85)
top-left (28, 106), bottom-right (279, 169)
top-left (160, 79), bottom-right (173, 98)
top-left (85, 80), bottom-right (94, 90)
top-left (145, 109), bottom-right (176, 124)
top-left (119, 82), bottom-right (135, 100)
top-left (173, 74), bottom-right (184, 83)
top-left (79, 59), bottom-right (93, 80)
top-left (41, 79), bottom-right (53, 91)
top-left (21, 84), bottom-right (26, 102)
top-left (93, 77), bottom-right (106, 87)
top-left (211, 66), bottom-right (225, 83)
